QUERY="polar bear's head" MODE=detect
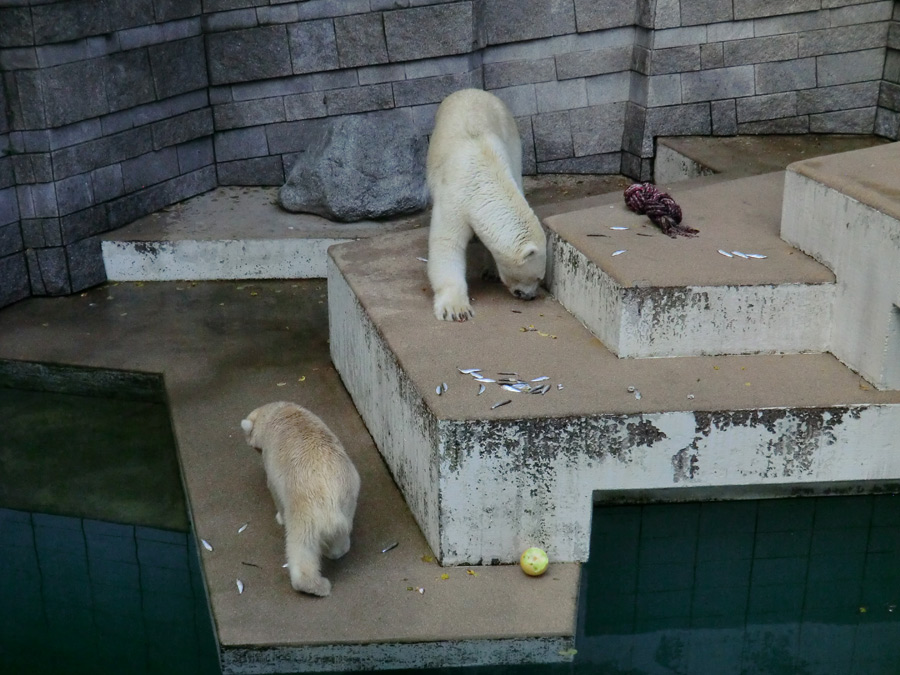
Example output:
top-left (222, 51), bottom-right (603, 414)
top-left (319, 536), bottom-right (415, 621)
top-left (495, 240), bottom-right (546, 301)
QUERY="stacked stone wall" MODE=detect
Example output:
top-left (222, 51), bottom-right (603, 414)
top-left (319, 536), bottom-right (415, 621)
top-left (1, 0), bottom-right (898, 307)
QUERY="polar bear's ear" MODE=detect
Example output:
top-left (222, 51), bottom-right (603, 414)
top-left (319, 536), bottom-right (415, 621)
top-left (241, 418), bottom-right (253, 433)
top-left (521, 243), bottom-right (540, 261)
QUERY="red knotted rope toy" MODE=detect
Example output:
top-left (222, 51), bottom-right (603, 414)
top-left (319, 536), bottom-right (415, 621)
top-left (624, 183), bottom-right (698, 238)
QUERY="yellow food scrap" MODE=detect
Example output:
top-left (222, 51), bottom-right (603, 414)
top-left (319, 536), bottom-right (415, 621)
top-left (466, 569), bottom-right (477, 576)
top-left (440, 573), bottom-right (449, 580)
top-left (298, 376), bottom-right (306, 382)
top-left (421, 555), bottom-right (434, 563)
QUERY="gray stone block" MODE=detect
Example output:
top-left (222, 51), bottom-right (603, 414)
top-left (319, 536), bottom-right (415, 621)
top-left (154, 0), bottom-right (202, 22)
top-left (325, 83), bottom-right (394, 116)
top-left (214, 127), bottom-right (269, 162)
top-left (60, 205), bottom-right (109, 244)
top-left (874, 107), bottom-right (900, 139)
top-left (265, 121), bottom-right (313, 154)
top-left (573, 0), bottom-right (635, 31)
top-left (890, 22), bottom-right (900, 50)
top-left (736, 92), bottom-right (797, 123)
top-left (204, 0), bottom-right (265, 10)
top-left (21, 218), bottom-right (62, 248)
top-left (532, 111), bottom-right (573, 162)
top-left (652, 26), bottom-right (706, 49)
top-left (632, 45), bottom-right (651, 74)
top-left (204, 8), bottom-right (259, 32)
top-left (48, 120), bottom-right (103, 151)
top-left (797, 81), bottom-right (879, 114)
top-left (0, 222), bottom-right (23, 258)
top-left (484, 58), bottom-right (554, 89)
top-left (231, 76), bottom-right (312, 102)
top-left (257, 5), bottom-right (300, 25)
top-left (652, 0), bottom-right (680, 28)
top-left (410, 102), bottom-right (440, 135)
top-left (36, 41), bottom-right (90, 69)
top-left (681, 0), bottom-right (733, 26)
top-left (91, 164), bottom-right (125, 203)
top-left (358, 64), bottom-right (407, 86)
top-left (651, 46), bottom-right (700, 75)
top-left (42, 59), bottom-right (108, 128)
top-left (647, 74), bottom-right (682, 107)
top-left (207, 25), bottom-right (292, 85)
top-left (880, 81), bottom-right (900, 110)
top-left (0, 8), bottom-right (33, 48)
top-left (392, 71), bottom-right (481, 107)
top-left (12, 154), bottom-right (54, 185)
top-left (586, 70), bottom-right (631, 104)
top-left (332, 14), bottom-right (387, 69)
top-left (0, 47), bottom-right (39, 71)
top-left (622, 102), bottom-right (648, 155)
top-left (288, 19), bottom-right (340, 73)
top-left (66, 236), bottom-right (106, 292)
top-left (0, 253), bottom-right (29, 308)
top-left (107, 0), bottom-right (155, 31)
top-left (536, 78), bottom-right (588, 113)
top-left (52, 128), bottom-right (153, 180)
top-left (883, 49), bottom-right (900, 85)
top-left (213, 98), bottom-right (285, 130)
top-left (0, 157), bottom-right (12, 190)
top-left (151, 108), bottom-right (213, 150)
top-left (55, 174), bottom-right (95, 217)
top-left (711, 98), bottom-right (738, 134)
top-left (384, 3), bottom-right (473, 62)
top-left (295, 0), bottom-right (371, 21)
top-left (278, 109), bottom-right (428, 221)
top-left (177, 138), bottom-right (215, 173)
top-left (648, 102), bottom-right (712, 137)
top-left (9, 70), bottom-right (43, 130)
top-left (120, 147), bottom-right (180, 193)
top-left (484, 0), bottom-right (576, 46)
top-left (26, 247), bottom-right (71, 296)
top-left (27, 183), bottom-right (59, 219)
top-left (733, 0), bottom-right (818, 20)
top-left (405, 53), bottom-right (482, 80)
top-left (516, 116), bottom-right (536, 175)
top-left (537, 152), bottom-right (621, 174)
top-left (150, 37), bottom-right (209, 99)
top-left (707, 21), bottom-right (754, 42)
top-left (490, 84), bottom-right (538, 116)
top-left (682, 65), bottom-right (754, 102)
top-left (118, 18), bottom-right (203, 51)
top-left (373, 0), bottom-right (409, 9)
top-left (737, 116), bottom-right (809, 133)
top-left (724, 35), bottom-right (797, 66)
top-left (0, 188), bottom-right (18, 227)
top-left (31, 2), bottom-right (108, 45)
top-left (557, 47), bottom-right (632, 79)
top-left (809, 107), bottom-right (876, 133)
top-left (570, 102), bottom-right (626, 155)
top-left (799, 24), bottom-right (889, 58)
top-left (209, 86), bottom-right (233, 105)
top-left (308, 70), bottom-right (359, 92)
top-left (106, 166), bottom-right (215, 228)
top-left (755, 58), bottom-right (816, 94)
top-left (753, 10), bottom-right (828, 38)
top-left (701, 43), bottom-right (724, 70)
top-left (217, 157), bottom-right (285, 186)
top-left (828, 1), bottom-right (893, 28)
top-left (817, 49), bottom-right (886, 87)
top-left (285, 92), bottom-right (328, 120)
top-left (104, 50), bottom-right (156, 113)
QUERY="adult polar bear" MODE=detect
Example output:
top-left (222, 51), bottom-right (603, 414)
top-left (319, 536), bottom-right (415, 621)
top-left (426, 89), bottom-right (547, 322)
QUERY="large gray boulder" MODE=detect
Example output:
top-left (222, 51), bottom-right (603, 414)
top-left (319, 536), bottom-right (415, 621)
top-left (278, 109), bottom-right (429, 222)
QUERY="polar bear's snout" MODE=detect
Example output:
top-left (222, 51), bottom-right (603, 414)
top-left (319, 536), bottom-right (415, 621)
top-left (513, 288), bottom-right (537, 300)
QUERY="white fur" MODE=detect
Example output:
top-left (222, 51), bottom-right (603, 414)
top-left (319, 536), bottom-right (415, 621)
top-left (241, 401), bottom-right (360, 597)
top-left (426, 88), bottom-right (547, 321)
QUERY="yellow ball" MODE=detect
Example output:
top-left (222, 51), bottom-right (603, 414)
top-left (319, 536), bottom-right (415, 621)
top-left (520, 547), bottom-right (549, 576)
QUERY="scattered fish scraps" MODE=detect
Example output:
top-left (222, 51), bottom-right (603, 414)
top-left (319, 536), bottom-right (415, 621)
top-left (626, 385), bottom-right (636, 393)
top-left (612, 249), bottom-right (626, 256)
top-left (746, 253), bottom-right (767, 259)
top-left (732, 250), bottom-right (749, 259)
top-left (282, 562), bottom-right (289, 568)
top-left (491, 399), bottom-right (512, 410)
top-left (418, 588), bottom-right (425, 594)
top-left (478, 384), bottom-right (486, 396)
top-left (241, 561), bottom-right (261, 568)
top-left (475, 377), bottom-right (496, 383)
top-left (458, 368), bottom-right (481, 374)
top-left (502, 385), bottom-right (521, 393)
top-left (557, 384), bottom-right (564, 390)
top-left (498, 372), bottom-right (518, 376)
top-left (586, 233), bottom-right (609, 237)
top-left (531, 376), bottom-right (549, 382)
top-left (238, 523), bottom-right (248, 534)
top-left (687, 394), bottom-right (695, 400)
top-left (436, 385), bottom-right (443, 395)
top-left (442, 382), bottom-right (448, 392)
top-left (416, 257), bottom-right (428, 262)
top-left (381, 542), bottom-right (399, 553)
top-left (236, 579), bottom-right (244, 594)
top-left (201, 539), bottom-right (213, 552)
top-left (718, 249), bottom-right (733, 258)
top-left (610, 226), bottom-right (629, 230)
top-left (634, 391), bottom-right (642, 400)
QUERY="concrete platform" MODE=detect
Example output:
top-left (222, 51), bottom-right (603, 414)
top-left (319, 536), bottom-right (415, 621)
top-left (544, 172), bottom-right (836, 358)
top-left (0, 281), bottom-right (578, 673)
top-left (328, 227), bottom-right (900, 566)
top-left (782, 141), bottom-right (900, 390)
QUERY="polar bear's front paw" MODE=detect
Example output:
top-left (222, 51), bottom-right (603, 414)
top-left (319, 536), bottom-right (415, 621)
top-left (434, 290), bottom-right (473, 322)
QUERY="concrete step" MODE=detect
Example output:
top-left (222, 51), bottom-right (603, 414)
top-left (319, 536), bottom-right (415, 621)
top-left (100, 186), bottom-right (424, 281)
top-left (782, 141), bottom-right (900, 390)
top-left (328, 227), bottom-right (900, 566)
top-left (544, 172), bottom-right (836, 358)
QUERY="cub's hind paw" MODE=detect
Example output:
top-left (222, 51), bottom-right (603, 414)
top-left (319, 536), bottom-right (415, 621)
top-left (434, 290), bottom-right (473, 322)
top-left (292, 574), bottom-right (331, 597)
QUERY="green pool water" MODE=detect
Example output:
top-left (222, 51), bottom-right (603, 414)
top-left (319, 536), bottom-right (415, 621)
top-left (2, 360), bottom-right (899, 674)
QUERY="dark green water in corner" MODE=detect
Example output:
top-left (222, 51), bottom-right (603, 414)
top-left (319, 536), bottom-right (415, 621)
top-left (2, 361), bottom-right (899, 675)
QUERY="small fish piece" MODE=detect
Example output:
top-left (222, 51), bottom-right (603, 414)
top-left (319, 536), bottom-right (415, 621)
top-left (236, 579), bottom-right (244, 594)
top-left (531, 376), bottom-right (550, 382)
top-left (612, 249), bottom-right (626, 256)
top-left (586, 233), bottom-right (609, 237)
top-left (238, 523), bottom-right (248, 534)
top-left (746, 253), bottom-right (767, 259)
top-left (201, 539), bottom-right (213, 552)
top-left (557, 384), bottom-right (564, 390)
top-left (731, 250), bottom-right (749, 259)
top-left (436, 385), bottom-right (443, 395)
top-left (416, 257), bottom-right (428, 262)
top-left (634, 391), bottom-right (642, 400)
top-left (626, 385), bottom-right (635, 393)
top-left (531, 384), bottom-right (550, 395)
top-left (687, 394), bottom-right (695, 400)
top-left (282, 563), bottom-right (289, 568)
top-left (717, 249), bottom-right (733, 258)
top-left (381, 542), bottom-right (399, 553)
top-left (458, 368), bottom-right (481, 374)
top-left (477, 384), bottom-right (486, 396)
top-left (475, 377), bottom-right (496, 383)
top-left (502, 384), bottom-right (521, 393)
top-left (418, 587), bottom-right (425, 594)
top-left (610, 226), bottom-right (629, 231)
top-left (442, 382), bottom-right (448, 393)
top-left (491, 399), bottom-right (512, 410)
top-left (498, 372), bottom-right (518, 377)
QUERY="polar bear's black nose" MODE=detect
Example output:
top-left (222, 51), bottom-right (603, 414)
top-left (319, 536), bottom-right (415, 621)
top-left (513, 289), bottom-right (536, 300)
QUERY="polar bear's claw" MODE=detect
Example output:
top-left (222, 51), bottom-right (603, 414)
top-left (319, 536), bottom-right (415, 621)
top-left (434, 290), bottom-right (473, 322)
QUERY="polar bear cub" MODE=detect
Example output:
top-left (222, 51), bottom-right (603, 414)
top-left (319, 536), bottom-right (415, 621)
top-left (426, 88), bottom-right (547, 321)
top-left (241, 401), bottom-right (360, 597)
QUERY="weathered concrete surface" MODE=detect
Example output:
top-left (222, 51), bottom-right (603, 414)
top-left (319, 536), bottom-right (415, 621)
top-left (782, 141), bottom-right (900, 390)
top-left (655, 134), bottom-right (890, 184)
top-left (544, 172), bottom-right (836, 358)
top-left (328, 228), bottom-right (900, 565)
top-left (0, 281), bottom-right (578, 672)
top-left (101, 186), bottom-right (425, 281)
